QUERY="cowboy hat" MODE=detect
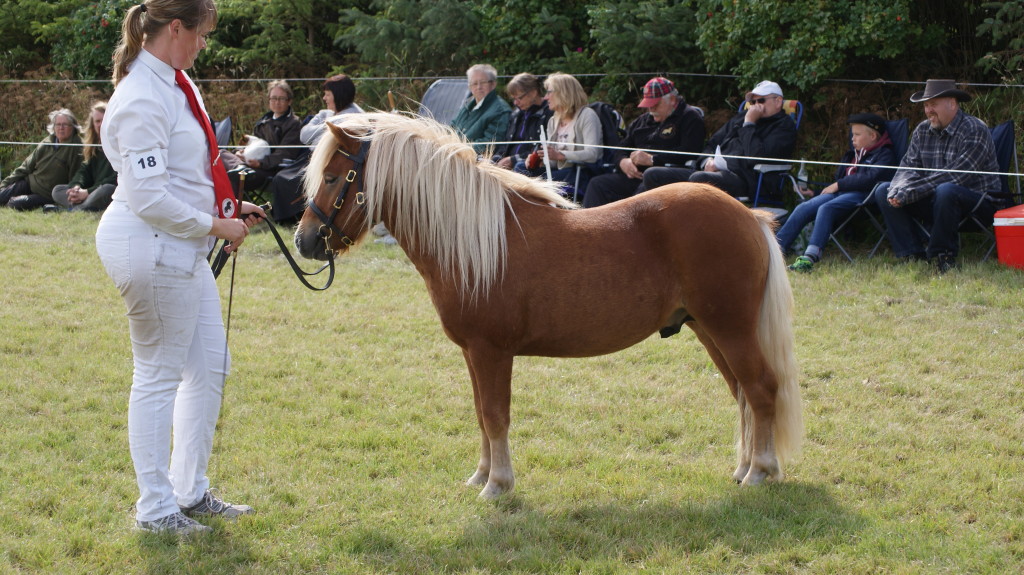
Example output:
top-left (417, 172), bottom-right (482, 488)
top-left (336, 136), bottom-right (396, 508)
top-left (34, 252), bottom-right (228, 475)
top-left (909, 79), bottom-right (972, 103)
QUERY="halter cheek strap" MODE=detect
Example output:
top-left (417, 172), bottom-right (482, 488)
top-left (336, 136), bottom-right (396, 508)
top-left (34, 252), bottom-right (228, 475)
top-left (307, 139), bottom-right (371, 253)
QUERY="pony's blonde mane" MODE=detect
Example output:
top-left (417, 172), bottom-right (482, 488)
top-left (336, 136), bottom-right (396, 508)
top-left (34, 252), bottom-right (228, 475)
top-left (304, 112), bottom-right (575, 300)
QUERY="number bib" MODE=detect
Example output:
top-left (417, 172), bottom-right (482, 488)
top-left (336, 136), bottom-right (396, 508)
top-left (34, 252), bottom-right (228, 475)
top-left (129, 149), bottom-right (167, 180)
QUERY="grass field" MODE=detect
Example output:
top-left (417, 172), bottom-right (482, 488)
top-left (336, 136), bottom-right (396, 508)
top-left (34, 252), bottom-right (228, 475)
top-left (1, 211), bottom-right (1023, 574)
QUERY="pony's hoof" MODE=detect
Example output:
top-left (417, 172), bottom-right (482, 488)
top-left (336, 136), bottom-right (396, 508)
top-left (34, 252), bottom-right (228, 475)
top-left (466, 470), bottom-right (488, 487)
top-left (478, 483), bottom-right (508, 500)
top-left (740, 469), bottom-right (768, 486)
top-left (732, 464), bottom-right (751, 484)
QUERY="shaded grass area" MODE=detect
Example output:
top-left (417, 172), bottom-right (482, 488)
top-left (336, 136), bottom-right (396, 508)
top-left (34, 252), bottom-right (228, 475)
top-left (1, 212), bottom-right (1022, 573)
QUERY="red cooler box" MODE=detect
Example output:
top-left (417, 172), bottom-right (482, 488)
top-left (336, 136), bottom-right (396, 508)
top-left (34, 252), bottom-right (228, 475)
top-left (994, 204), bottom-right (1024, 270)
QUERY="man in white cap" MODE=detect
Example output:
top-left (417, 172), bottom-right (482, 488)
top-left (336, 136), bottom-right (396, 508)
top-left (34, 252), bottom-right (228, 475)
top-left (641, 80), bottom-right (797, 200)
top-left (873, 79), bottom-right (1008, 273)
top-left (582, 77), bottom-right (705, 208)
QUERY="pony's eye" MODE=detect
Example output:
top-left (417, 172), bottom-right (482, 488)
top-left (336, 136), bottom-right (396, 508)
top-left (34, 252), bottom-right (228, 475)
top-left (324, 174), bottom-right (339, 185)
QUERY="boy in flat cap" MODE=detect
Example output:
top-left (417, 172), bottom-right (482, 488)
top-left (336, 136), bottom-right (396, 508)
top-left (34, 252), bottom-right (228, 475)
top-left (873, 79), bottom-right (1010, 273)
top-left (779, 113), bottom-right (897, 272)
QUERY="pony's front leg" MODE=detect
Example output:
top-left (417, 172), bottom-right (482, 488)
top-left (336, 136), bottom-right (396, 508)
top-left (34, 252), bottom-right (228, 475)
top-left (464, 347), bottom-right (515, 499)
top-left (462, 349), bottom-right (491, 487)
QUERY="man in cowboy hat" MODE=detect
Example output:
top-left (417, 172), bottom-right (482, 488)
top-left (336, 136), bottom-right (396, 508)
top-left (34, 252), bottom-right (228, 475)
top-left (582, 77), bottom-right (705, 208)
top-left (640, 79), bottom-right (797, 199)
top-left (873, 79), bottom-right (1010, 273)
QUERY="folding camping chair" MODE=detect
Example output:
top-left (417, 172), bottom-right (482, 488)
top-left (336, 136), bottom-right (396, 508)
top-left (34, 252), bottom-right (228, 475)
top-left (963, 120), bottom-right (1021, 260)
top-left (828, 118), bottom-right (910, 261)
top-left (745, 99), bottom-right (804, 215)
top-left (418, 78), bottom-right (470, 126)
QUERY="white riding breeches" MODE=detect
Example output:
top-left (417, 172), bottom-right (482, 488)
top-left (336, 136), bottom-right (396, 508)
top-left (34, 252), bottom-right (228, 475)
top-left (96, 200), bottom-right (229, 521)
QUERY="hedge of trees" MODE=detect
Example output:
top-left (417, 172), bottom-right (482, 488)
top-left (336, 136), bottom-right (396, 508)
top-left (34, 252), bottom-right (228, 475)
top-left (3, 0), bottom-right (1022, 89)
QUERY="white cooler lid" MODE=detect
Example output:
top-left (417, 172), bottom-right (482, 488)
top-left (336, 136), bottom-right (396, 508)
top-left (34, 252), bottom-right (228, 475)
top-left (995, 217), bottom-right (1024, 226)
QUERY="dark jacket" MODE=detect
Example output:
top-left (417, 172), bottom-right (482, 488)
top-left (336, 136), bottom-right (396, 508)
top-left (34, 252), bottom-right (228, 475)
top-left (1, 132), bottom-right (83, 199)
top-left (612, 101), bottom-right (706, 170)
top-left (491, 102), bottom-right (552, 163)
top-left (252, 108), bottom-right (303, 171)
top-left (703, 109), bottom-right (797, 194)
top-left (69, 150), bottom-right (117, 192)
top-left (833, 133), bottom-right (898, 193)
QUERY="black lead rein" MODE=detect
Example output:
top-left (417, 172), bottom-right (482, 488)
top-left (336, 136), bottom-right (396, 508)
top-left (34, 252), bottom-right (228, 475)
top-left (210, 139), bottom-right (371, 291)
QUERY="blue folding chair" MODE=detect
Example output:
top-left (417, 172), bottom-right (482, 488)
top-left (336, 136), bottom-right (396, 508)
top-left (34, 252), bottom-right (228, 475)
top-left (828, 118), bottom-right (909, 261)
top-left (964, 120), bottom-right (1021, 260)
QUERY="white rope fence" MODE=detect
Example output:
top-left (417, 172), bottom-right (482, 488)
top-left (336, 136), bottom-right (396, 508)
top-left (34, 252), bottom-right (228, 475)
top-left (2, 138), bottom-right (1020, 181)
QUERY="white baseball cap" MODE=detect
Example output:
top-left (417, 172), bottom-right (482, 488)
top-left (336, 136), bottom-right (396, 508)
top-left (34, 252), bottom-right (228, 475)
top-left (747, 80), bottom-right (783, 99)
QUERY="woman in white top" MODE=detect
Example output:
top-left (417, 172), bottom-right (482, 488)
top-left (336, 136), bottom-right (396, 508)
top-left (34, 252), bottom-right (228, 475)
top-left (300, 73), bottom-right (364, 147)
top-left (542, 73), bottom-right (602, 198)
top-left (95, 0), bottom-right (265, 536)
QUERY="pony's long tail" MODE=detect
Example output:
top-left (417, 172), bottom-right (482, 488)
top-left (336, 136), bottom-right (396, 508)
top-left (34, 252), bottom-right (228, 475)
top-left (754, 213), bottom-right (803, 473)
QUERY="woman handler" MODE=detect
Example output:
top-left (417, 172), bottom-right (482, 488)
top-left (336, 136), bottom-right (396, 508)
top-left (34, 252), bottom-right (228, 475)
top-left (95, 0), bottom-right (265, 536)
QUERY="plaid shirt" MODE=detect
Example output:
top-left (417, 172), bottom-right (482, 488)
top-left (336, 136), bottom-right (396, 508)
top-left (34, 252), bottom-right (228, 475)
top-left (888, 110), bottom-right (1000, 205)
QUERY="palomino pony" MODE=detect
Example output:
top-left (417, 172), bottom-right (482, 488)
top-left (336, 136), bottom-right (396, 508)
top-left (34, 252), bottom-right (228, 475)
top-left (295, 113), bottom-right (802, 499)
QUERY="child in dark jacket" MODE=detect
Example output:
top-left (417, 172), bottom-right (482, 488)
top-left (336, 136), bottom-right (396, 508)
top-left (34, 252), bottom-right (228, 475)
top-left (777, 113), bottom-right (898, 272)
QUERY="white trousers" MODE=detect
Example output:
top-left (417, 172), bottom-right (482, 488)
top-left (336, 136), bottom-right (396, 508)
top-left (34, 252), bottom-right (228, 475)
top-left (96, 200), bottom-right (229, 521)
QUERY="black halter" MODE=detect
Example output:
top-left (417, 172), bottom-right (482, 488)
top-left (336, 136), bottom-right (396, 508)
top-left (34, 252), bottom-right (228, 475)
top-left (306, 139), bottom-right (371, 255)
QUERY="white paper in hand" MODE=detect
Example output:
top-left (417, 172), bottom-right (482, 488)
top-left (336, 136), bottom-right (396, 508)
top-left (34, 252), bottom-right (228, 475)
top-left (714, 145), bottom-right (728, 171)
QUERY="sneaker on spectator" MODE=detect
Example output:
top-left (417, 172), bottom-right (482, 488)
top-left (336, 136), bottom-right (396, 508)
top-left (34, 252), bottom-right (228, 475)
top-left (788, 255), bottom-right (816, 273)
top-left (181, 489), bottom-right (254, 519)
top-left (136, 511), bottom-right (212, 536)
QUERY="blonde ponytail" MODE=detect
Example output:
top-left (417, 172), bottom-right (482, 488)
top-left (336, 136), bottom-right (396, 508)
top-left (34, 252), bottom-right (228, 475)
top-left (112, 4), bottom-right (146, 86)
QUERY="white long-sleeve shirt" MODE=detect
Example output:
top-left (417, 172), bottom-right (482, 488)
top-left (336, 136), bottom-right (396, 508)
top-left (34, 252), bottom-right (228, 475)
top-left (101, 49), bottom-right (215, 238)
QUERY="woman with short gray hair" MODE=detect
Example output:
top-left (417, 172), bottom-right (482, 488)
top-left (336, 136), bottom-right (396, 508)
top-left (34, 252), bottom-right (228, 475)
top-left (450, 63), bottom-right (511, 154)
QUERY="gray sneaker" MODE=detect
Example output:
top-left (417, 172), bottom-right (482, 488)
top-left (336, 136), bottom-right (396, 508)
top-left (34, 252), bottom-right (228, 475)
top-left (181, 489), bottom-right (254, 519)
top-left (136, 511), bottom-right (213, 536)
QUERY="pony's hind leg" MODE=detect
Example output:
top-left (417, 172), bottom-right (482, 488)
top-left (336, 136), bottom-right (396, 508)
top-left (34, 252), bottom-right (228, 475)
top-left (690, 324), bottom-right (751, 483)
top-left (463, 347), bottom-right (515, 499)
top-left (727, 347), bottom-right (783, 485)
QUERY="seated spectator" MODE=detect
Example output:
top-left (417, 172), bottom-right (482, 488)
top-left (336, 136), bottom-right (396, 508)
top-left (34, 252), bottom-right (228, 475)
top-left (227, 80), bottom-right (303, 193)
top-left (51, 101), bottom-right (117, 212)
top-left (0, 109), bottom-right (83, 210)
top-left (300, 73), bottom-right (364, 148)
top-left (542, 72), bottom-right (603, 198)
top-left (873, 79), bottom-right (1010, 273)
top-left (583, 77), bottom-right (705, 208)
top-left (778, 113), bottom-right (897, 272)
top-left (450, 63), bottom-right (511, 154)
top-left (642, 80), bottom-right (797, 200)
top-left (262, 74), bottom-right (364, 225)
top-left (491, 73), bottom-right (552, 177)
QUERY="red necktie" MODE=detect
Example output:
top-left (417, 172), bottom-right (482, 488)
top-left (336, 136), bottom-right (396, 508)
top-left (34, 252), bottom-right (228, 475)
top-left (174, 69), bottom-right (237, 219)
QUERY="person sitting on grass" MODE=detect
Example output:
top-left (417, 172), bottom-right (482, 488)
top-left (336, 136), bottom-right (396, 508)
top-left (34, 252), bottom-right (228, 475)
top-left (0, 109), bottom-right (83, 210)
top-left (51, 101), bottom-right (117, 212)
top-left (778, 113), bottom-right (897, 272)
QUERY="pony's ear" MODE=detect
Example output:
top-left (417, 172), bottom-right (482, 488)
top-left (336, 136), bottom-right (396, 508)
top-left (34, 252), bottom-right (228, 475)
top-left (326, 121), bottom-right (362, 156)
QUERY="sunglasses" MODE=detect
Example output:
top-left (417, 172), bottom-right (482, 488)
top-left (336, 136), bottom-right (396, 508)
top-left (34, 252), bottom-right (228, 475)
top-left (747, 97), bottom-right (768, 105)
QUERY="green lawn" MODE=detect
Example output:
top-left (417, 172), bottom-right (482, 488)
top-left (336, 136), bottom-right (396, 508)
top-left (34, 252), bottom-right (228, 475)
top-left (1, 211), bottom-right (1022, 574)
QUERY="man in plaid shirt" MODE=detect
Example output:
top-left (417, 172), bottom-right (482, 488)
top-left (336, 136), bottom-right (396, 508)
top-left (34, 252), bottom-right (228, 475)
top-left (874, 79), bottom-right (1010, 273)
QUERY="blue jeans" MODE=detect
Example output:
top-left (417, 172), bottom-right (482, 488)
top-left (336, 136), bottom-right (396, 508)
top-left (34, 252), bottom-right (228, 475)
top-left (776, 191), bottom-right (867, 256)
top-left (873, 182), bottom-right (1001, 258)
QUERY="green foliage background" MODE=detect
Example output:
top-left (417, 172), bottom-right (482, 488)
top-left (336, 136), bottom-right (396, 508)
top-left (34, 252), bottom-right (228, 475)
top-left (3, 0), bottom-right (1023, 86)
